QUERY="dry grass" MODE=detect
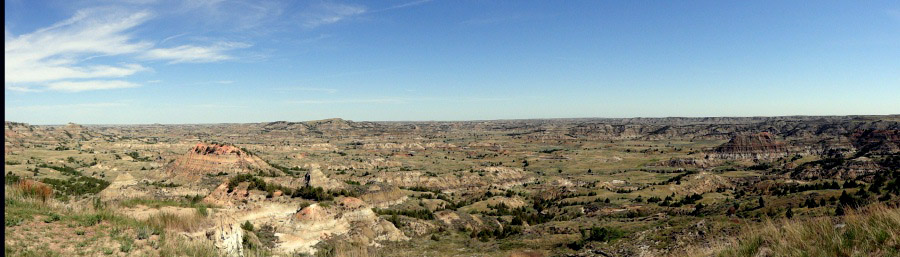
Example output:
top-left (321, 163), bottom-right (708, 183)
top-left (158, 237), bottom-right (219, 257)
top-left (15, 180), bottom-right (52, 203)
top-left (5, 185), bottom-right (220, 256)
top-left (713, 204), bottom-right (900, 257)
top-left (145, 212), bottom-right (208, 232)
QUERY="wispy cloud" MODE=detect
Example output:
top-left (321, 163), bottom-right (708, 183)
top-left (299, 3), bottom-right (367, 29)
top-left (4, 7), bottom-right (250, 92)
top-left (142, 42), bottom-right (251, 63)
top-left (274, 87), bottom-right (338, 93)
top-left (191, 0), bottom-right (286, 31)
top-left (8, 101), bottom-right (129, 111)
top-left (46, 80), bottom-right (140, 92)
top-left (371, 0), bottom-right (433, 13)
top-left (5, 85), bottom-right (43, 92)
top-left (4, 9), bottom-right (152, 85)
top-left (159, 32), bottom-right (189, 44)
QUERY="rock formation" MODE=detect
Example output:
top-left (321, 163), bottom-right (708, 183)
top-left (277, 197), bottom-right (407, 255)
top-left (165, 143), bottom-right (278, 183)
top-left (209, 219), bottom-right (245, 257)
top-left (850, 129), bottom-right (900, 156)
top-left (303, 165), bottom-right (344, 190)
top-left (712, 132), bottom-right (788, 160)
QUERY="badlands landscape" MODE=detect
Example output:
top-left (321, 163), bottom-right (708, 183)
top-left (4, 116), bottom-right (900, 256)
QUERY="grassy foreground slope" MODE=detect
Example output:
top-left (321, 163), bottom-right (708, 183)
top-left (3, 181), bottom-right (219, 257)
top-left (714, 204), bottom-right (900, 257)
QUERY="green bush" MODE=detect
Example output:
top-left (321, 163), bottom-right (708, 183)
top-left (43, 213), bottom-right (61, 223)
top-left (241, 221), bottom-right (254, 232)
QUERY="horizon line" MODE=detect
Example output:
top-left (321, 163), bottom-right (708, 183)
top-left (7, 114), bottom-right (899, 126)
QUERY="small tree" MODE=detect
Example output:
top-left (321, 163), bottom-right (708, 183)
top-left (758, 197), bottom-right (765, 208)
top-left (691, 203), bottom-right (705, 216)
top-left (241, 221), bottom-right (254, 232)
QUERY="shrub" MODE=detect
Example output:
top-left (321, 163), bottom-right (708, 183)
top-left (5, 172), bottom-right (21, 185)
top-left (79, 214), bottom-right (103, 226)
top-left (5, 216), bottom-right (24, 227)
top-left (39, 175), bottom-right (110, 197)
top-left (241, 221), bottom-right (254, 232)
top-left (373, 208), bottom-right (434, 220)
top-left (43, 213), bottom-right (61, 223)
top-left (292, 186), bottom-right (333, 201)
top-left (256, 224), bottom-right (278, 249)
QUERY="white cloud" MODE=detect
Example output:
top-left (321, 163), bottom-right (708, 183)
top-left (5, 85), bottom-right (42, 92)
top-left (4, 9), bottom-right (152, 84)
top-left (300, 3), bottom-right (366, 28)
top-left (4, 7), bottom-right (250, 92)
top-left (45, 80), bottom-right (140, 92)
top-left (9, 63), bottom-right (147, 84)
top-left (142, 42), bottom-right (251, 63)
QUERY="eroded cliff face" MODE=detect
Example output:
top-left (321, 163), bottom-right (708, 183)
top-left (279, 198), bottom-right (407, 255)
top-left (165, 143), bottom-right (278, 183)
top-left (711, 132), bottom-right (788, 160)
top-left (851, 129), bottom-right (900, 156)
top-left (790, 157), bottom-right (883, 180)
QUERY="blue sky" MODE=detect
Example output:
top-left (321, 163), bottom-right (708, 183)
top-left (5, 0), bottom-right (900, 124)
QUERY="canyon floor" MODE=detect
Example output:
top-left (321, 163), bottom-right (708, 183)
top-left (4, 116), bottom-right (900, 256)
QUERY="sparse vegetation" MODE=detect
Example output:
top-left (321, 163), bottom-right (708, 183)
top-left (4, 116), bottom-right (899, 256)
top-left (716, 204), bottom-right (900, 257)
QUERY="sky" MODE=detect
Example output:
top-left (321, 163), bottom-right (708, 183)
top-left (4, 0), bottom-right (900, 124)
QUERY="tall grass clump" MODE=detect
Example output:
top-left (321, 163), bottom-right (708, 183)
top-left (158, 237), bottom-right (219, 257)
top-left (16, 179), bottom-right (52, 203)
top-left (145, 212), bottom-right (207, 232)
top-left (716, 204), bottom-right (900, 257)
